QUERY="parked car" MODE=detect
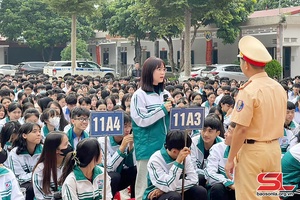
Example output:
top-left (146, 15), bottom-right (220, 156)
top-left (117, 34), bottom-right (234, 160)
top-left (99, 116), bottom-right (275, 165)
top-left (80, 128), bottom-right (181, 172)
top-left (190, 64), bottom-right (207, 78)
top-left (43, 61), bottom-right (116, 79)
top-left (201, 64), bottom-right (248, 82)
top-left (16, 62), bottom-right (47, 75)
top-left (0, 64), bottom-right (17, 76)
top-left (165, 65), bottom-right (179, 80)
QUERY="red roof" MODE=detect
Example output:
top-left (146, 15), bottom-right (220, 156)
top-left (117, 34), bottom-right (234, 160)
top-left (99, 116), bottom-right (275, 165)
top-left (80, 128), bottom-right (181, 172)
top-left (249, 6), bottom-right (300, 18)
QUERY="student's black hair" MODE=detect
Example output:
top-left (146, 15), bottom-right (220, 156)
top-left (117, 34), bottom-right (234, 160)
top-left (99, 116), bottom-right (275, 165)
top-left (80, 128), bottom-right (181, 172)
top-left (112, 105), bottom-right (124, 111)
top-left (22, 102), bottom-right (34, 114)
top-left (57, 93), bottom-right (66, 102)
top-left (287, 101), bottom-right (296, 110)
top-left (0, 121), bottom-right (21, 149)
top-left (165, 130), bottom-right (192, 151)
top-left (58, 138), bottom-right (101, 185)
top-left (121, 93), bottom-right (132, 110)
top-left (124, 113), bottom-right (131, 125)
top-left (7, 102), bottom-right (22, 113)
top-left (96, 99), bottom-right (106, 108)
top-left (13, 122), bottom-right (41, 155)
top-left (0, 104), bottom-right (7, 117)
top-left (65, 94), bottom-right (77, 105)
top-left (219, 95), bottom-right (235, 107)
top-left (165, 85), bottom-right (175, 93)
top-left (70, 107), bottom-right (90, 119)
top-left (33, 131), bottom-right (67, 194)
top-left (78, 96), bottom-right (91, 105)
top-left (100, 90), bottom-right (110, 100)
top-left (140, 57), bottom-right (165, 92)
top-left (37, 97), bottom-right (53, 112)
top-left (204, 114), bottom-right (222, 131)
top-left (17, 91), bottom-right (27, 101)
top-left (172, 90), bottom-right (184, 98)
top-left (23, 108), bottom-right (40, 121)
top-left (23, 82), bottom-right (34, 90)
top-left (104, 96), bottom-right (116, 107)
top-left (111, 88), bottom-right (119, 94)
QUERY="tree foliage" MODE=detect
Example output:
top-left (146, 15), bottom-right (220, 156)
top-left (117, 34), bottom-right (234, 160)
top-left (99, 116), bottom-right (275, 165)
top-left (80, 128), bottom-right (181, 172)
top-left (265, 60), bottom-right (282, 79)
top-left (0, 0), bottom-right (94, 61)
top-left (255, 0), bottom-right (300, 10)
top-left (90, 0), bottom-right (146, 64)
top-left (61, 39), bottom-right (92, 61)
top-left (43, 0), bottom-right (100, 16)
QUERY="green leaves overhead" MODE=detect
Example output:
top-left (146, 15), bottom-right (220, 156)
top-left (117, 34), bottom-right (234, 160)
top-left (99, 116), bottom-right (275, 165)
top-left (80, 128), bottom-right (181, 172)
top-left (0, 0), bottom-right (94, 61)
top-left (255, 0), bottom-right (300, 10)
top-left (43, 0), bottom-right (100, 16)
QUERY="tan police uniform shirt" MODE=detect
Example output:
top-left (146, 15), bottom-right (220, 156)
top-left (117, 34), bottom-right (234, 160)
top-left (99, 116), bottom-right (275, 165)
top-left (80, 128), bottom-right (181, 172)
top-left (231, 72), bottom-right (287, 141)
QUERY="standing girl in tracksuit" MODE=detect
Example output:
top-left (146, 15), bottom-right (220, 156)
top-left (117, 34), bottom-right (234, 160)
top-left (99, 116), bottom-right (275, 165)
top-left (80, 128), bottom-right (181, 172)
top-left (130, 56), bottom-right (173, 200)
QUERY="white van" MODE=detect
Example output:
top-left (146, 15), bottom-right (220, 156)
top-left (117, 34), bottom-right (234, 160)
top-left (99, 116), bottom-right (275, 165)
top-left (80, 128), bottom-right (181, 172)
top-left (43, 61), bottom-right (116, 79)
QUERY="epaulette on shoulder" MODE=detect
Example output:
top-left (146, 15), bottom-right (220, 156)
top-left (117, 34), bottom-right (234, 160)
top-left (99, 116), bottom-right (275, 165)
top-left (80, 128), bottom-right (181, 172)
top-left (238, 80), bottom-right (252, 90)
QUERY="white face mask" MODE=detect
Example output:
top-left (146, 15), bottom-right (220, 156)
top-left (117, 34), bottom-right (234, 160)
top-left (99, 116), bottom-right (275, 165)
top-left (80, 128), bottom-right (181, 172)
top-left (288, 85), bottom-right (293, 89)
top-left (49, 117), bottom-right (60, 129)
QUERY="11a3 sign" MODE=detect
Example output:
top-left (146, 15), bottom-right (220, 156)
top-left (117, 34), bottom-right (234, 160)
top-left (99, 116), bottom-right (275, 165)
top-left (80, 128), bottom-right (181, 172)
top-left (170, 107), bottom-right (205, 130)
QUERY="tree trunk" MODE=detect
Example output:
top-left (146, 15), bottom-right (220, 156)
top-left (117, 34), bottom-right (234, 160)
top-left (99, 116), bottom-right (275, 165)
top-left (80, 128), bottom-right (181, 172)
top-left (48, 46), bottom-right (54, 61)
top-left (191, 24), bottom-right (199, 47)
top-left (184, 7), bottom-right (191, 77)
top-left (180, 32), bottom-right (184, 72)
top-left (41, 49), bottom-right (45, 62)
top-left (71, 14), bottom-right (77, 75)
top-left (134, 37), bottom-right (141, 64)
top-left (162, 36), bottom-right (176, 71)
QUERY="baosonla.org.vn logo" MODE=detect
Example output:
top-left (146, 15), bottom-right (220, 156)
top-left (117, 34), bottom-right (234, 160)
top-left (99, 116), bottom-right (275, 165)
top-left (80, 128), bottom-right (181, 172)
top-left (257, 172), bottom-right (295, 197)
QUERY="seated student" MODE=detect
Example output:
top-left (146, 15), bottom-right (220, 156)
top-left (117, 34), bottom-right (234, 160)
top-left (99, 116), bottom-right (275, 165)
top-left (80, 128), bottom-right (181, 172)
top-left (190, 114), bottom-right (223, 187)
top-left (143, 130), bottom-right (207, 200)
top-left (59, 138), bottom-right (112, 200)
top-left (40, 108), bottom-right (60, 139)
top-left (32, 131), bottom-right (73, 200)
top-left (201, 92), bottom-right (216, 117)
top-left (98, 113), bottom-right (136, 198)
top-left (204, 122), bottom-right (236, 200)
top-left (78, 96), bottom-right (92, 111)
top-left (0, 146), bottom-right (25, 199)
top-left (280, 101), bottom-right (298, 155)
top-left (62, 94), bottom-right (77, 123)
top-left (281, 142), bottom-right (300, 200)
top-left (0, 121), bottom-right (21, 168)
top-left (8, 122), bottom-right (42, 200)
top-left (64, 107), bottom-right (90, 150)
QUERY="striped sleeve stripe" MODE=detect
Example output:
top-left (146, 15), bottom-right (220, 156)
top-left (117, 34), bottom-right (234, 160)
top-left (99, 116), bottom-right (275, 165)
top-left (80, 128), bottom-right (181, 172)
top-left (204, 168), bottom-right (222, 182)
top-left (33, 174), bottom-right (52, 199)
top-left (134, 97), bottom-right (162, 119)
top-left (66, 185), bottom-right (72, 200)
top-left (150, 163), bottom-right (178, 187)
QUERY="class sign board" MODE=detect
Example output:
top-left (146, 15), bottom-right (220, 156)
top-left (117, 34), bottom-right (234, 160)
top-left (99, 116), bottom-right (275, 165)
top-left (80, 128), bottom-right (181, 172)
top-left (90, 111), bottom-right (124, 136)
top-left (170, 107), bottom-right (205, 130)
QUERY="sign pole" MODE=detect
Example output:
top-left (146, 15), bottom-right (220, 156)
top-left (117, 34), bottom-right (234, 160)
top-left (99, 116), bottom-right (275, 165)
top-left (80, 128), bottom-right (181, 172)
top-left (103, 135), bottom-right (108, 200)
top-left (181, 130), bottom-right (189, 200)
top-left (169, 107), bottom-right (204, 200)
top-left (90, 111), bottom-right (124, 200)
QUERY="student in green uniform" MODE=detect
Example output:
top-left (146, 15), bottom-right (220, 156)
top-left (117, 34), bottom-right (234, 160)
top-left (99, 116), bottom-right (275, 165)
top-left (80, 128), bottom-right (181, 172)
top-left (8, 122), bottom-right (42, 200)
top-left (32, 131), bottom-right (73, 200)
top-left (59, 138), bottom-right (112, 200)
top-left (65, 107), bottom-right (90, 150)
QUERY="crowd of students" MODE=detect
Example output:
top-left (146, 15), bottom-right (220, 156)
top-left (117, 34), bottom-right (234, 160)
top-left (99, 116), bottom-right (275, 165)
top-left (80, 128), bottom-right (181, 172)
top-left (0, 56), bottom-right (299, 200)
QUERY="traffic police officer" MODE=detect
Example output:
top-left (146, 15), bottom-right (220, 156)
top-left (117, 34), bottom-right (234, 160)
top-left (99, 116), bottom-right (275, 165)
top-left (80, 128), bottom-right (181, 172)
top-left (225, 35), bottom-right (287, 200)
